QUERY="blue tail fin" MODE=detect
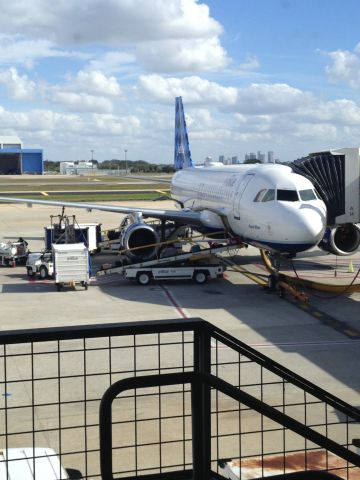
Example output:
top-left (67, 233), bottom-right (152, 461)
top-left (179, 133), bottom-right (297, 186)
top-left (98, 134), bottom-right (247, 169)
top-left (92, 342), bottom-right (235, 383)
top-left (174, 96), bottom-right (193, 170)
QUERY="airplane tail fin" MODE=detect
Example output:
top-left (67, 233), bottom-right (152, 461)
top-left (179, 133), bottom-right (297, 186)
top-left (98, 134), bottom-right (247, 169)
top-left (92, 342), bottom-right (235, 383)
top-left (174, 96), bottom-right (194, 170)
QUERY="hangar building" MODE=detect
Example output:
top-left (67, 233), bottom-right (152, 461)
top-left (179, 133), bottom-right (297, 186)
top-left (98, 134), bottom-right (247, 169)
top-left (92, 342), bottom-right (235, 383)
top-left (0, 136), bottom-right (43, 174)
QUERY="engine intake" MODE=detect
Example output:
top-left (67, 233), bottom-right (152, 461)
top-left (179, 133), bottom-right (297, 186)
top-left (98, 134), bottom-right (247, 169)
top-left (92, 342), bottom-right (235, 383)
top-left (318, 224), bottom-right (360, 256)
top-left (121, 221), bottom-right (159, 260)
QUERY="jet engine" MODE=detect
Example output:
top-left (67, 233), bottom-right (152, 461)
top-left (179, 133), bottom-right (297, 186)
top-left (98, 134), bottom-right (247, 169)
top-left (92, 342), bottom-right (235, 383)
top-left (120, 213), bottom-right (159, 260)
top-left (318, 223), bottom-right (360, 256)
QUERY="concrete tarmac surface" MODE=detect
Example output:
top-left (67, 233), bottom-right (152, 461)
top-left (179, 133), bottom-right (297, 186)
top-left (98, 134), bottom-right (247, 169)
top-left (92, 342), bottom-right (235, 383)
top-left (0, 200), bottom-right (359, 400)
top-left (0, 200), bottom-right (359, 477)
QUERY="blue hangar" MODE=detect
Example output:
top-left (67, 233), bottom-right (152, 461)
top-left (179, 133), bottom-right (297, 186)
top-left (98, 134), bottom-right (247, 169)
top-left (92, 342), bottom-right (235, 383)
top-left (0, 136), bottom-right (43, 174)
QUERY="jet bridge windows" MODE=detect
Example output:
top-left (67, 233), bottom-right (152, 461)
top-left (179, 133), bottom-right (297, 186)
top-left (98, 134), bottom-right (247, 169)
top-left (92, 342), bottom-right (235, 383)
top-left (254, 189), bottom-right (275, 202)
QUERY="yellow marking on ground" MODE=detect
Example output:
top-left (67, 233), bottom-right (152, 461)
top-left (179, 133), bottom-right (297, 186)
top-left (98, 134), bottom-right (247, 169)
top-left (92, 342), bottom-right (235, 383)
top-left (156, 190), bottom-right (169, 195)
top-left (312, 311), bottom-right (324, 317)
top-left (222, 259), bottom-right (267, 286)
top-left (41, 191), bottom-right (48, 196)
top-left (344, 329), bottom-right (360, 337)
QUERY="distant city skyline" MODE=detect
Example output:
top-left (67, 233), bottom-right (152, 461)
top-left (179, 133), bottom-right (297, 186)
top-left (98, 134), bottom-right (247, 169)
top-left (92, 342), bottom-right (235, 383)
top-left (217, 150), bottom-right (278, 164)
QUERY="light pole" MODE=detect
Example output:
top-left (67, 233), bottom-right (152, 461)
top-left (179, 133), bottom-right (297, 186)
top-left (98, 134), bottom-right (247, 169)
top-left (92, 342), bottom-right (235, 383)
top-left (91, 150), bottom-right (94, 174)
top-left (124, 149), bottom-right (128, 175)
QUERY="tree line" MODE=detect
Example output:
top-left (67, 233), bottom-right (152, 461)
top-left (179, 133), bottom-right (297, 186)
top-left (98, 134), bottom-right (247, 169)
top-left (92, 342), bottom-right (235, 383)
top-left (44, 160), bottom-right (175, 173)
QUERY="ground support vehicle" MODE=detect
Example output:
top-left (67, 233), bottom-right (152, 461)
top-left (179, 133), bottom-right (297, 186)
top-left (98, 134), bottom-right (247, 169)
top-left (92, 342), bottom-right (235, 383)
top-left (0, 448), bottom-right (82, 480)
top-left (53, 243), bottom-right (90, 291)
top-left (26, 250), bottom-right (54, 279)
top-left (97, 243), bottom-right (241, 285)
top-left (0, 239), bottom-right (28, 267)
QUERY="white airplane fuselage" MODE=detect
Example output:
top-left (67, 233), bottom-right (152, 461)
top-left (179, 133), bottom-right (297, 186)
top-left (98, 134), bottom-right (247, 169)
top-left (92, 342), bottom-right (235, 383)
top-left (171, 163), bottom-right (327, 254)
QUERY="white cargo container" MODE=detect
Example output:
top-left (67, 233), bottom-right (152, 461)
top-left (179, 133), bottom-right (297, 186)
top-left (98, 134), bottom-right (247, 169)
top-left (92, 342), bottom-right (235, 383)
top-left (52, 243), bottom-right (89, 291)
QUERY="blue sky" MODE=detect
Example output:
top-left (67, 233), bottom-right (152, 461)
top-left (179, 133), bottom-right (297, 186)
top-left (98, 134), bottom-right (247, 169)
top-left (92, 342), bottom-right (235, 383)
top-left (1, 0), bottom-right (360, 164)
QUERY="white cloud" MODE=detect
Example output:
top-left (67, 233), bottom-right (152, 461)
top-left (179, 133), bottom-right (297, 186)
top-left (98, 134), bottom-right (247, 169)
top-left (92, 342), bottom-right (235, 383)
top-left (297, 98), bottom-right (360, 125)
top-left (88, 51), bottom-right (136, 74)
top-left (325, 43), bottom-right (360, 88)
top-left (0, 0), bottom-right (222, 44)
top-left (0, 67), bottom-right (36, 100)
top-left (137, 74), bottom-right (237, 104)
top-left (137, 36), bottom-right (229, 72)
top-left (72, 70), bottom-right (122, 96)
top-left (0, 1), bottom-right (227, 73)
top-left (234, 83), bottom-right (312, 114)
top-left (0, 34), bottom-right (88, 68)
top-left (92, 114), bottom-right (141, 136)
top-left (0, 106), bottom-right (141, 143)
top-left (52, 92), bottom-right (113, 113)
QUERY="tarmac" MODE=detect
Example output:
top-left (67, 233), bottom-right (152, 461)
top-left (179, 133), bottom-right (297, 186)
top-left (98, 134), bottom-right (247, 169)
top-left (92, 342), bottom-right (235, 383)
top-left (0, 200), bottom-right (359, 477)
top-left (0, 200), bottom-right (359, 403)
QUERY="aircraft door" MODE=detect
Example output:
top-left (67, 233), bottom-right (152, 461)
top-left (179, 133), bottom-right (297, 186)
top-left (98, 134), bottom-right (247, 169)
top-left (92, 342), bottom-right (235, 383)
top-left (233, 174), bottom-right (254, 220)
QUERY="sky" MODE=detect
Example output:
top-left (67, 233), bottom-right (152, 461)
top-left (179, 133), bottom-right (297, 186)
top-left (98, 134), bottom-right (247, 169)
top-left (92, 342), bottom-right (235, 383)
top-left (1, 0), bottom-right (360, 164)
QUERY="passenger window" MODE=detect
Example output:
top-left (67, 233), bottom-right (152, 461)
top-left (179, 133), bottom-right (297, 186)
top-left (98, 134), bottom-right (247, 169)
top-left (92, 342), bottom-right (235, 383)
top-left (254, 189), bottom-right (267, 202)
top-left (277, 190), bottom-right (299, 201)
top-left (299, 189), bottom-right (316, 201)
top-left (262, 189), bottom-right (275, 202)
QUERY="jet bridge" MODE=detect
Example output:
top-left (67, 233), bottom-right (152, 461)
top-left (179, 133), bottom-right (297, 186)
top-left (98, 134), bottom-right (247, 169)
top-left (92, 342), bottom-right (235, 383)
top-left (291, 147), bottom-right (360, 225)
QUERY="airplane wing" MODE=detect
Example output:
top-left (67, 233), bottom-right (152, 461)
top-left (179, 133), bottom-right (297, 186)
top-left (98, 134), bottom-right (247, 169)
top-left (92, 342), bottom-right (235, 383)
top-left (0, 196), bottom-right (204, 227)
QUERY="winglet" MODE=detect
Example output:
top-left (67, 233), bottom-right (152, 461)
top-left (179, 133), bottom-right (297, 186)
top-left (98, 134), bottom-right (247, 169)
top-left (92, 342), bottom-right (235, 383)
top-left (174, 96), bottom-right (194, 170)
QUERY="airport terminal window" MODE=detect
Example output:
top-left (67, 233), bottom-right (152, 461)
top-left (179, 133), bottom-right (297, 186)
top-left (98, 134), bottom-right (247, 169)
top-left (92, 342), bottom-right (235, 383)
top-left (299, 189), bottom-right (317, 201)
top-left (277, 189), bottom-right (299, 201)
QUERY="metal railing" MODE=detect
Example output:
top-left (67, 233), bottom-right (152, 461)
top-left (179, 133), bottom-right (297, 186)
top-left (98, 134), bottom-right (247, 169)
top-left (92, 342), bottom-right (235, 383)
top-left (0, 318), bottom-right (359, 479)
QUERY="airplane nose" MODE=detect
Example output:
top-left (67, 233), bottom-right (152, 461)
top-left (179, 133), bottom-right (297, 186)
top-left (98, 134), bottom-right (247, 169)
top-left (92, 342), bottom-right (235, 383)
top-left (295, 208), bottom-right (326, 243)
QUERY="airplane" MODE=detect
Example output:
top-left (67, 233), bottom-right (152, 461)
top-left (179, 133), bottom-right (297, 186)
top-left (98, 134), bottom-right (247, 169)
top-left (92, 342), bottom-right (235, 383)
top-left (0, 96), bottom-right (349, 269)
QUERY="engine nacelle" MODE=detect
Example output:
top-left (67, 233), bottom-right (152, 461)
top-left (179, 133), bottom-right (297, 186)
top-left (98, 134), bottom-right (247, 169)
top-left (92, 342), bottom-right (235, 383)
top-left (318, 223), bottom-right (360, 256)
top-left (120, 217), bottom-right (159, 260)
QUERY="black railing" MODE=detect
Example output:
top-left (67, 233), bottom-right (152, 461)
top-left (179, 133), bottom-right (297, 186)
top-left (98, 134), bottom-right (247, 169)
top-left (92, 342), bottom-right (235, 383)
top-left (0, 318), bottom-right (359, 479)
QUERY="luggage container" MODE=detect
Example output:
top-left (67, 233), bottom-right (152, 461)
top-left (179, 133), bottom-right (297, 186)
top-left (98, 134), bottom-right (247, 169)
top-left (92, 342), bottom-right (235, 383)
top-left (52, 243), bottom-right (89, 291)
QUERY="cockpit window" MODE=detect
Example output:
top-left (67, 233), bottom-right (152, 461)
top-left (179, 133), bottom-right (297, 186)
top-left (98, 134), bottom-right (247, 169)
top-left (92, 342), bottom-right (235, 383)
top-left (254, 189), bottom-right (267, 202)
top-left (254, 189), bottom-right (275, 202)
top-left (262, 189), bottom-right (275, 202)
top-left (277, 189), bottom-right (299, 201)
top-left (299, 189), bottom-right (316, 201)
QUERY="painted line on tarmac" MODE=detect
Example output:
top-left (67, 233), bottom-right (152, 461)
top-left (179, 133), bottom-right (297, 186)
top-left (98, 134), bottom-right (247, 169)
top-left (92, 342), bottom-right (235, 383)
top-left (221, 257), bottom-right (267, 286)
top-left (287, 297), bottom-right (360, 340)
top-left (160, 285), bottom-right (190, 319)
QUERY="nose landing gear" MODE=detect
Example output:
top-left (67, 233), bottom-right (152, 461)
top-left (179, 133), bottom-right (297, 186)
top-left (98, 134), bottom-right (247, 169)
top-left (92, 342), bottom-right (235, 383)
top-left (264, 251), bottom-right (309, 302)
